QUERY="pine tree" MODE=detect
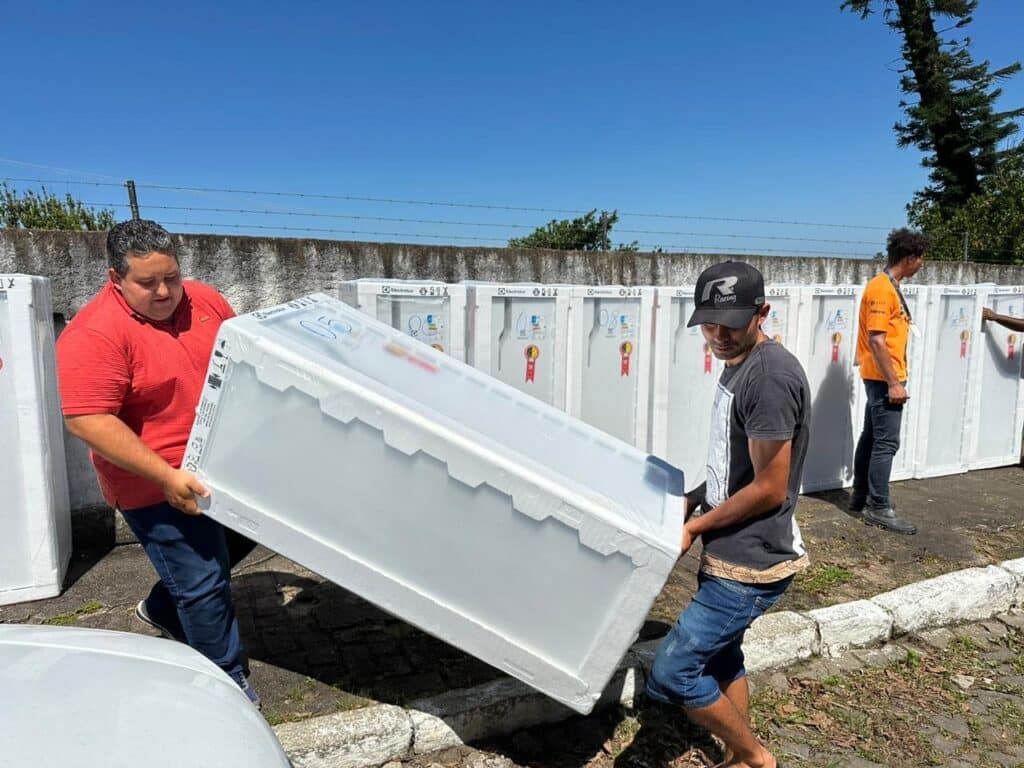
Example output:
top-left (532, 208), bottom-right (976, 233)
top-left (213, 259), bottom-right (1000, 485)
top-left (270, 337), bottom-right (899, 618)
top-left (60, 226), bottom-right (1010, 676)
top-left (843, 0), bottom-right (1024, 216)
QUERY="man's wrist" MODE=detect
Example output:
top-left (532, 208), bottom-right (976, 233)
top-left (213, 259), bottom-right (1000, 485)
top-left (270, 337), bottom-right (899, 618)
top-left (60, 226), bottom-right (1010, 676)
top-left (152, 462), bottom-right (177, 487)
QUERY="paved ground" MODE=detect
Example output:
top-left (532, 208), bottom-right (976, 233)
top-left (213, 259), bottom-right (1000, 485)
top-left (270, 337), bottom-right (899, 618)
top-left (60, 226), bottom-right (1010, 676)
top-left (404, 613), bottom-right (1024, 768)
top-left (1, 466), bottom-right (1021, 730)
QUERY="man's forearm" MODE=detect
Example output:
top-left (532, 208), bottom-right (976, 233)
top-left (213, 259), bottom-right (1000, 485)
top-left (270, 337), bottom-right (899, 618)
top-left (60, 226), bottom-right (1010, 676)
top-left (685, 478), bottom-right (785, 537)
top-left (869, 335), bottom-right (901, 385)
top-left (65, 414), bottom-right (173, 487)
top-left (990, 313), bottom-right (1024, 333)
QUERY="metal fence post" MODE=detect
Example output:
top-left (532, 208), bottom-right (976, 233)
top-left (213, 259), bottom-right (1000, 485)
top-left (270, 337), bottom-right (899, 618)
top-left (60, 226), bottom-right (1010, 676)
top-left (126, 180), bottom-right (140, 220)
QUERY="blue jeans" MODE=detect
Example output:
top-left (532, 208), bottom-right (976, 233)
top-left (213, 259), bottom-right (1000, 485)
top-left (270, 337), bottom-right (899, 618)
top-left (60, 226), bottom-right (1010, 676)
top-left (646, 573), bottom-right (792, 709)
top-left (853, 379), bottom-right (904, 510)
top-left (121, 501), bottom-right (256, 679)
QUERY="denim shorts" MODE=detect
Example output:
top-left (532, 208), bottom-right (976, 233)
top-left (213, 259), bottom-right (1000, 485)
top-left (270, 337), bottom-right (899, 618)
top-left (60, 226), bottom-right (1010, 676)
top-left (646, 572), bottom-right (792, 709)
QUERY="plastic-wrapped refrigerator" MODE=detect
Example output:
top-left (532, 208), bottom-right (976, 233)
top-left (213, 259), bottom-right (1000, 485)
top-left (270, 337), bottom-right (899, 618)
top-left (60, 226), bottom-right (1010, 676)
top-left (567, 286), bottom-right (656, 450)
top-left (464, 282), bottom-right (570, 409)
top-left (762, 285), bottom-right (802, 351)
top-left (181, 294), bottom-right (684, 714)
top-left (914, 285), bottom-right (983, 478)
top-left (649, 286), bottom-right (722, 488)
top-left (0, 275), bottom-right (72, 605)
top-left (795, 286), bottom-right (861, 492)
top-left (339, 279), bottom-right (467, 361)
top-left (969, 285), bottom-right (1024, 470)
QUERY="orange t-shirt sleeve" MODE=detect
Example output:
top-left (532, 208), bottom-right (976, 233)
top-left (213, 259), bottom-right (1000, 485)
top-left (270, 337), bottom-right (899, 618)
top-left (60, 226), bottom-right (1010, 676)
top-left (863, 281), bottom-right (896, 334)
top-left (56, 327), bottom-right (130, 416)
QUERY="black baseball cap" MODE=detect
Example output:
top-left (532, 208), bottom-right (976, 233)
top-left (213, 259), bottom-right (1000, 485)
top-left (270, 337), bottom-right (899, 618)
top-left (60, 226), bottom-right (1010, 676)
top-left (687, 261), bottom-right (766, 329)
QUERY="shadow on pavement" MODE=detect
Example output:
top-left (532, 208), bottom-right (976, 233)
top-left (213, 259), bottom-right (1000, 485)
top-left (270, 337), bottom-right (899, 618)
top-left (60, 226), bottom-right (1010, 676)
top-left (482, 700), bottom-right (724, 768)
top-left (63, 506), bottom-right (118, 592)
top-left (612, 702), bottom-right (724, 768)
top-left (805, 487), bottom-right (862, 523)
top-left (231, 567), bottom-right (506, 709)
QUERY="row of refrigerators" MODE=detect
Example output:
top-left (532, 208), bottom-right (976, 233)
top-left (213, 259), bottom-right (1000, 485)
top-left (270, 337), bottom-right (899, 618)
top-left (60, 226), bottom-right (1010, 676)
top-left (2, 274), bottom-right (1022, 608)
top-left (340, 279), bottom-right (1024, 491)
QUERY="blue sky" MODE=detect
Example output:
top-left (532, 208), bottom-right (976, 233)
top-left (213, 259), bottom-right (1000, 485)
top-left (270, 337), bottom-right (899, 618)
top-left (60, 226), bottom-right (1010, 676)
top-left (2, 1), bottom-right (1022, 257)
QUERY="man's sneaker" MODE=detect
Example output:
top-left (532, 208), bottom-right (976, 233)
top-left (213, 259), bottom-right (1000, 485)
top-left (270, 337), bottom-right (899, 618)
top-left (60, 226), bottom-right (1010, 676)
top-left (134, 599), bottom-right (183, 641)
top-left (863, 506), bottom-right (917, 535)
top-left (232, 672), bottom-right (261, 709)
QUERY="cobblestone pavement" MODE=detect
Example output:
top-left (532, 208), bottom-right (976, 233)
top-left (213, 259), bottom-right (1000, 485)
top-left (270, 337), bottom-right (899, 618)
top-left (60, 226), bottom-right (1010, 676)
top-left (1, 467), bottom-right (1021, 727)
top-left (393, 613), bottom-right (1024, 768)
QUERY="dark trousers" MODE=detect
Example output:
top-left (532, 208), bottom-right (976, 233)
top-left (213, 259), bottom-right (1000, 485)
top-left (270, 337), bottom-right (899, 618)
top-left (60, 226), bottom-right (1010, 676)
top-left (853, 379), bottom-right (904, 510)
top-left (122, 501), bottom-right (256, 679)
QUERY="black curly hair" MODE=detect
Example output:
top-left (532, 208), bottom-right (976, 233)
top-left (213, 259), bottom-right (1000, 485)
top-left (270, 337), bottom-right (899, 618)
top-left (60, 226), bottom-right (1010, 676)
top-left (886, 228), bottom-right (929, 268)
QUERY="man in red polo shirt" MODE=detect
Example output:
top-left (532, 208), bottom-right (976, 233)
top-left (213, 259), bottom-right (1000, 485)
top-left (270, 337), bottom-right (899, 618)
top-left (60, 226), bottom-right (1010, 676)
top-left (56, 219), bottom-right (259, 705)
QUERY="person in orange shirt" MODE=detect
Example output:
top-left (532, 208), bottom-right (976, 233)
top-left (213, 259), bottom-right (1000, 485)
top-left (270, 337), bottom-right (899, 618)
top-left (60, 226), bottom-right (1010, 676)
top-left (851, 228), bottom-right (927, 534)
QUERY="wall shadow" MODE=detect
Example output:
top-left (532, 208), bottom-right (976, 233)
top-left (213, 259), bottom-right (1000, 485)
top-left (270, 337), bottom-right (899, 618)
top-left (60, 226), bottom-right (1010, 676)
top-left (63, 505), bottom-right (117, 591)
top-left (803, 362), bottom-right (856, 492)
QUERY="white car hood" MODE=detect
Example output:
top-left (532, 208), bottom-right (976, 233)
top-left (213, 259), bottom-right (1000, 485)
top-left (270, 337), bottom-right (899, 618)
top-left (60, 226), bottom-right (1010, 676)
top-left (0, 624), bottom-right (290, 767)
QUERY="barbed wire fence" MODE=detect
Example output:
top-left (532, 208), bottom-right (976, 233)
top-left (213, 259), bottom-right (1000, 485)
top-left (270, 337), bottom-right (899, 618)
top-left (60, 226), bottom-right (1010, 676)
top-left (1, 170), bottom-right (1018, 264)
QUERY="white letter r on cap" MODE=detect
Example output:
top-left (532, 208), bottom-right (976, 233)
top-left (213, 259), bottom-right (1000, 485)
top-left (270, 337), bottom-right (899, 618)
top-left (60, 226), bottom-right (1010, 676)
top-left (701, 276), bottom-right (739, 303)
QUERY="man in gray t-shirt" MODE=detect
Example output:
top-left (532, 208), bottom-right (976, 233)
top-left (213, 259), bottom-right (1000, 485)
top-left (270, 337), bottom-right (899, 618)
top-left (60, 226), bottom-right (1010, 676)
top-left (646, 261), bottom-right (811, 768)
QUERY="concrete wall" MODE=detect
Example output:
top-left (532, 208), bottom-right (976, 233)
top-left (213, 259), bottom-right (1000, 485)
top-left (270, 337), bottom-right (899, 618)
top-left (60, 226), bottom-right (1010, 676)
top-left (4, 228), bottom-right (1024, 320)
top-left (5, 227), bottom-right (1024, 510)
top-left (64, 429), bottom-right (106, 509)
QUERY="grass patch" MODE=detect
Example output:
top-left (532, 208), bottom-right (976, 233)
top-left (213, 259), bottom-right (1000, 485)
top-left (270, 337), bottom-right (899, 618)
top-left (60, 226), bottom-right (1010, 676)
top-left (992, 701), bottom-right (1024, 739)
top-left (902, 649), bottom-right (923, 670)
top-left (263, 711), bottom-right (285, 727)
top-left (284, 678), bottom-right (316, 703)
top-left (1011, 653), bottom-right (1024, 675)
top-left (746, 632), bottom-right (1024, 766)
top-left (967, 715), bottom-right (984, 735)
top-left (606, 716), bottom-right (641, 757)
top-left (41, 600), bottom-right (103, 626)
top-left (333, 696), bottom-right (374, 713)
top-left (797, 564), bottom-right (853, 593)
top-left (950, 635), bottom-right (982, 653)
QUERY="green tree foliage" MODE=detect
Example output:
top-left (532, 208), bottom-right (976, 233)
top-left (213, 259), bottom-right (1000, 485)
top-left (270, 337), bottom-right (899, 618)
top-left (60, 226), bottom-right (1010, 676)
top-left (842, 0), bottom-right (1024, 216)
top-left (0, 183), bottom-right (116, 230)
top-left (908, 151), bottom-right (1024, 263)
top-left (509, 209), bottom-right (638, 251)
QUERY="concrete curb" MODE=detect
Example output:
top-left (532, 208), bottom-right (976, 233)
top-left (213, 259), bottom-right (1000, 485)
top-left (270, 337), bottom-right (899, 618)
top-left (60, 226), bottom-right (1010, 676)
top-left (272, 556), bottom-right (1024, 768)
